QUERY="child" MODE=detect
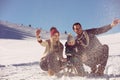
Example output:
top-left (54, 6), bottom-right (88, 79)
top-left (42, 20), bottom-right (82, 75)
top-left (65, 34), bottom-right (88, 76)
top-left (65, 34), bottom-right (77, 65)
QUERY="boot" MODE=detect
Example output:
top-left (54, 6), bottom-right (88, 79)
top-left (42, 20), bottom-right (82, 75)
top-left (76, 65), bottom-right (88, 77)
top-left (90, 66), bottom-right (97, 74)
top-left (77, 71), bottom-right (88, 77)
top-left (48, 69), bottom-right (55, 76)
top-left (96, 65), bottom-right (105, 76)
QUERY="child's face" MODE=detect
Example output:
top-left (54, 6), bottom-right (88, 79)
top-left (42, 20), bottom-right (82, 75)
top-left (68, 40), bottom-right (75, 46)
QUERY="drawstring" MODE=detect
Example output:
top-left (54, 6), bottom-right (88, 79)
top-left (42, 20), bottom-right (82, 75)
top-left (77, 31), bottom-right (89, 48)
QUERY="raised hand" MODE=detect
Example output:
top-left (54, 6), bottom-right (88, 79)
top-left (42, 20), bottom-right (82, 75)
top-left (111, 19), bottom-right (120, 27)
top-left (36, 29), bottom-right (41, 37)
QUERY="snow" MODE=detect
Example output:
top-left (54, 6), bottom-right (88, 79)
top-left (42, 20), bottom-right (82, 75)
top-left (0, 21), bottom-right (120, 80)
top-left (0, 39), bottom-right (42, 65)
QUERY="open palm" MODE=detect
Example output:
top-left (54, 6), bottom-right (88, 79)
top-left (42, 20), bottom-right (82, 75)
top-left (36, 29), bottom-right (41, 37)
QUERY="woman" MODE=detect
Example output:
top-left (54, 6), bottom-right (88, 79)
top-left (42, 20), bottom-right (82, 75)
top-left (36, 27), bottom-right (64, 76)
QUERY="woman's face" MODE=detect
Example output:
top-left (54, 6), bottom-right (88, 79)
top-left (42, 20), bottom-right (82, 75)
top-left (52, 33), bottom-right (59, 42)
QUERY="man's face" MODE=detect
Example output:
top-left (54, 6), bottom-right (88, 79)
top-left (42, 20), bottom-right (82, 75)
top-left (73, 25), bottom-right (82, 34)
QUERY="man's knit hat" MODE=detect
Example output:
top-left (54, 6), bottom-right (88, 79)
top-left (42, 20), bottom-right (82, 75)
top-left (67, 34), bottom-right (75, 43)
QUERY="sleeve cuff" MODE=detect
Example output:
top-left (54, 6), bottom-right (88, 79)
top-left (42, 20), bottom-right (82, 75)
top-left (37, 39), bottom-right (42, 43)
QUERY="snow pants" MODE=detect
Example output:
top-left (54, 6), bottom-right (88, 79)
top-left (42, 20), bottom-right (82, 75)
top-left (40, 53), bottom-right (62, 73)
top-left (81, 44), bottom-right (109, 74)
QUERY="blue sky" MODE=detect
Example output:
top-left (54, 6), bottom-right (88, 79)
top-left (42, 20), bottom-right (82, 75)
top-left (0, 0), bottom-right (120, 34)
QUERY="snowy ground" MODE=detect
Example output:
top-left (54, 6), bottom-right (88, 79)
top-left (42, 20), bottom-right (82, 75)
top-left (0, 33), bottom-right (120, 80)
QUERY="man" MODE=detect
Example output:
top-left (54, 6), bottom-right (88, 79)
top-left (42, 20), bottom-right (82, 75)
top-left (72, 19), bottom-right (120, 76)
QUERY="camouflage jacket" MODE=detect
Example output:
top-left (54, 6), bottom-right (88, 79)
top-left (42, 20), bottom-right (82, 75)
top-left (76, 24), bottom-right (112, 54)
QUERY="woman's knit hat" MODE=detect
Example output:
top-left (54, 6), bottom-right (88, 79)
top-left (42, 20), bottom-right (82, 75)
top-left (50, 28), bottom-right (59, 37)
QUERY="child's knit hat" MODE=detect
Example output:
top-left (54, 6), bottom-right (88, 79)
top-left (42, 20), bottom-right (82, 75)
top-left (67, 34), bottom-right (75, 43)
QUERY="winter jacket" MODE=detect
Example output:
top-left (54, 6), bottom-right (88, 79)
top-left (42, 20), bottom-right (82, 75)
top-left (65, 42), bottom-right (77, 56)
top-left (38, 38), bottom-right (64, 60)
top-left (76, 24), bottom-right (112, 54)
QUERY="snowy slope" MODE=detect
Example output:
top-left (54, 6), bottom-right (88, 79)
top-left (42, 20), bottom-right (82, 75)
top-left (0, 21), bottom-right (67, 40)
top-left (0, 21), bottom-right (120, 80)
top-left (0, 32), bottom-right (120, 80)
top-left (0, 21), bottom-right (36, 39)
